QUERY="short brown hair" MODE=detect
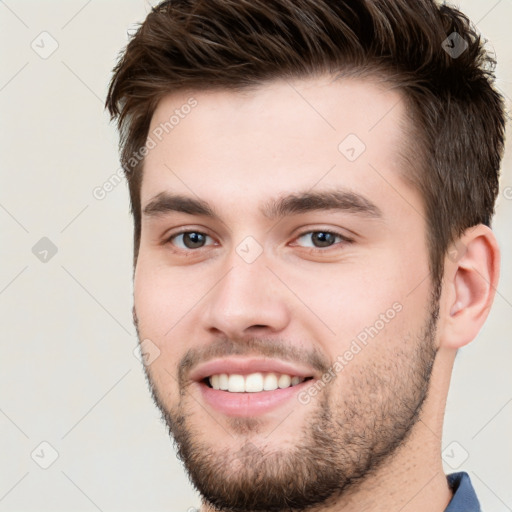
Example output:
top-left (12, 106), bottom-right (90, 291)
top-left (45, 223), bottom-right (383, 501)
top-left (105, 0), bottom-right (506, 290)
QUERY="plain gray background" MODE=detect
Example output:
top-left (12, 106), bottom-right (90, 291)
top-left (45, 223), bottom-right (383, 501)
top-left (0, 1), bottom-right (511, 511)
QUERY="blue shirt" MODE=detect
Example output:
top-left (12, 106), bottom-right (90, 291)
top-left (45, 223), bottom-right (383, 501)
top-left (445, 472), bottom-right (481, 511)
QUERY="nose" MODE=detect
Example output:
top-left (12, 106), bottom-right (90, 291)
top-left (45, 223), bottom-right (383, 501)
top-left (201, 255), bottom-right (291, 340)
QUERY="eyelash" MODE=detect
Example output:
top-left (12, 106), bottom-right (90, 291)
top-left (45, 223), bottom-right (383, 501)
top-left (165, 229), bottom-right (353, 253)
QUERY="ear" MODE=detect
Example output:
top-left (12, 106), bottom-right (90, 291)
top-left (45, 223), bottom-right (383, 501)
top-left (439, 224), bottom-right (500, 349)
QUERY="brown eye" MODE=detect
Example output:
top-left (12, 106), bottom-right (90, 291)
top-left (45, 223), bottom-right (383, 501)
top-left (170, 231), bottom-right (211, 249)
top-left (296, 231), bottom-right (346, 249)
top-left (311, 232), bottom-right (336, 247)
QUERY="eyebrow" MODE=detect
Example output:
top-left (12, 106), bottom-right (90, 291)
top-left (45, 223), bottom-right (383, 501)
top-left (261, 190), bottom-right (382, 220)
top-left (143, 192), bottom-right (216, 218)
top-left (142, 189), bottom-right (382, 221)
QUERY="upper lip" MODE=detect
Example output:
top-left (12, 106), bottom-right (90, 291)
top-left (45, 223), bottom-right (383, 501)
top-left (189, 357), bottom-right (318, 383)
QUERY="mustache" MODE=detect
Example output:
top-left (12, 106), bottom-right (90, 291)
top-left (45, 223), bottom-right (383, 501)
top-left (178, 337), bottom-right (331, 385)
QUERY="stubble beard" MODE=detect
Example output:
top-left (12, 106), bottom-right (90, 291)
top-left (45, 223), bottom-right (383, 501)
top-left (139, 301), bottom-right (439, 512)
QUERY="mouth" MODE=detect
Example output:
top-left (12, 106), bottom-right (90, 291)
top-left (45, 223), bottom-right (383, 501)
top-left (190, 358), bottom-right (318, 417)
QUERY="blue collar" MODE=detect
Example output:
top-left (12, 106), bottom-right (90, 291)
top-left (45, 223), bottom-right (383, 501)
top-left (445, 472), bottom-right (481, 511)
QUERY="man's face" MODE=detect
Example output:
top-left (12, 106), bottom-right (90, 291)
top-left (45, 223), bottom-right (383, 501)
top-left (134, 76), bottom-right (438, 511)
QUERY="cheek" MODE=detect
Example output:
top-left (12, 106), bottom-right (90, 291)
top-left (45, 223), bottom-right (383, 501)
top-left (287, 250), bottom-right (431, 357)
top-left (134, 255), bottom-right (203, 335)
top-left (133, 260), bottom-right (185, 373)
top-left (133, 263), bottom-right (188, 405)
top-left (134, 262), bottom-right (171, 338)
top-left (133, 255), bottom-right (218, 380)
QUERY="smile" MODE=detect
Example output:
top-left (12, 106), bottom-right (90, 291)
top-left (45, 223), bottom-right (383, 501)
top-left (190, 357), bottom-right (318, 417)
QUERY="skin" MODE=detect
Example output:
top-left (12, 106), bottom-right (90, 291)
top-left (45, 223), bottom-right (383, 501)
top-left (133, 76), bottom-right (499, 511)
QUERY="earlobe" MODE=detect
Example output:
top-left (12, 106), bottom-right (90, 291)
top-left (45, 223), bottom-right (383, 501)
top-left (440, 225), bottom-right (500, 350)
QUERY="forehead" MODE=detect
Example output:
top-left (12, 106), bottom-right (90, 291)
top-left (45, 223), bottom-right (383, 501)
top-left (141, 76), bottom-right (414, 216)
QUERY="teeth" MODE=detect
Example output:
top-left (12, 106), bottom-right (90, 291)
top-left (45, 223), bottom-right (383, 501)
top-left (218, 373), bottom-right (229, 391)
top-left (228, 374), bottom-right (245, 392)
top-left (211, 374), bottom-right (220, 390)
top-left (245, 372), bottom-right (264, 392)
top-left (278, 374), bottom-right (291, 389)
top-left (263, 373), bottom-right (278, 390)
top-left (208, 372), bottom-right (305, 392)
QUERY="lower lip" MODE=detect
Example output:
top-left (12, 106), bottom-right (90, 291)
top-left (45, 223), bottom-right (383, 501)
top-left (198, 381), bottom-right (311, 417)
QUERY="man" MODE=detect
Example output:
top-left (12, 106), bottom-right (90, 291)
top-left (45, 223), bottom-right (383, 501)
top-left (105, 0), bottom-right (505, 510)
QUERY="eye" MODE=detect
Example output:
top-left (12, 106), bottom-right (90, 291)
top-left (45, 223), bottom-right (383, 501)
top-left (168, 231), bottom-right (215, 250)
top-left (295, 230), bottom-right (349, 249)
